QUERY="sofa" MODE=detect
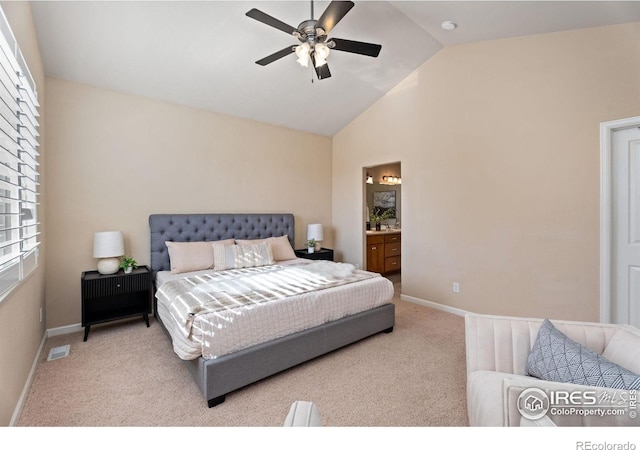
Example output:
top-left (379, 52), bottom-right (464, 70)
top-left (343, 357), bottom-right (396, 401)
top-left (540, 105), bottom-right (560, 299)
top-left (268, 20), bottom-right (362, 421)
top-left (283, 401), bottom-right (323, 426)
top-left (465, 312), bottom-right (640, 426)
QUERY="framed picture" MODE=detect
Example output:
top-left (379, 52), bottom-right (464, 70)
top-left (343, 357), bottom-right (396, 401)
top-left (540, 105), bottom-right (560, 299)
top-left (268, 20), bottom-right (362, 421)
top-left (373, 191), bottom-right (396, 218)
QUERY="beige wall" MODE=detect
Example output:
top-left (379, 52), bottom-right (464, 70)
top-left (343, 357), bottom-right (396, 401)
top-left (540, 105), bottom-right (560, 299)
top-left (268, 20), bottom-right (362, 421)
top-left (3, 8), bottom-right (639, 426)
top-left (44, 78), bottom-right (332, 329)
top-left (333, 22), bottom-right (640, 321)
top-left (0, 2), bottom-right (46, 426)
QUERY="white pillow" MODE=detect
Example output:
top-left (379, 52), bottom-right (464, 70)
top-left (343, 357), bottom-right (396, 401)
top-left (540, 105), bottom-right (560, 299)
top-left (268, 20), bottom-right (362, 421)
top-left (212, 242), bottom-right (275, 271)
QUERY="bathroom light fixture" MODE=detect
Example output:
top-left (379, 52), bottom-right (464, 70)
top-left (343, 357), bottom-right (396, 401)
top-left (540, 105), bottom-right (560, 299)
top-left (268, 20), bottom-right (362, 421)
top-left (366, 175), bottom-right (373, 184)
top-left (380, 176), bottom-right (401, 185)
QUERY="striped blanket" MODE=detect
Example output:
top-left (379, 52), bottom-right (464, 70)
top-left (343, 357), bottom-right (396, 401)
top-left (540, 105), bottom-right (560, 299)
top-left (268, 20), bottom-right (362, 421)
top-left (155, 260), bottom-right (393, 359)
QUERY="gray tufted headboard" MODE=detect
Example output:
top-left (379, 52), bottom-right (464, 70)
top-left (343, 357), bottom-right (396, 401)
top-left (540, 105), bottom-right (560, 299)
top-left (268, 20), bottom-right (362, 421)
top-left (149, 213), bottom-right (295, 278)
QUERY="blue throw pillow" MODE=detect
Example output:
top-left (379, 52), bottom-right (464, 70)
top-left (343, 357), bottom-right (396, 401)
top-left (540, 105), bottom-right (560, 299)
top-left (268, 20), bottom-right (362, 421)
top-left (526, 319), bottom-right (640, 390)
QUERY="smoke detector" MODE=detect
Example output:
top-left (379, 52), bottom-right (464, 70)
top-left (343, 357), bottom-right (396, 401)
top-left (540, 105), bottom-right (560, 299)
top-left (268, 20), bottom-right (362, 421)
top-left (441, 21), bottom-right (457, 31)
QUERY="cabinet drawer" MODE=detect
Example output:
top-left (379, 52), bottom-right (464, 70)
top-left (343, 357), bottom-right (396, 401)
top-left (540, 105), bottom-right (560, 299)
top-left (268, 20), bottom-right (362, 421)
top-left (368, 243), bottom-right (383, 254)
top-left (82, 272), bottom-right (150, 298)
top-left (385, 256), bottom-right (401, 272)
top-left (384, 233), bottom-right (401, 243)
top-left (367, 235), bottom-right (385, 245)
top-left (385, 242), bottom-right (401, 257)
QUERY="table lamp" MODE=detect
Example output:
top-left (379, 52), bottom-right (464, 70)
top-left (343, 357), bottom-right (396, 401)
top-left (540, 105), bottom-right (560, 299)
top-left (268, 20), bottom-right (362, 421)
top-left (93, 231), bottom-right (124, 275)
top-left (307, 224), bottom-right (323, 252)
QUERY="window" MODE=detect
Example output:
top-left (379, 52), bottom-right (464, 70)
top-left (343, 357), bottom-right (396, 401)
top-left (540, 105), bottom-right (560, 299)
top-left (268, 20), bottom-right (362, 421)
top-left (0, 7), bottom-right (40, 300)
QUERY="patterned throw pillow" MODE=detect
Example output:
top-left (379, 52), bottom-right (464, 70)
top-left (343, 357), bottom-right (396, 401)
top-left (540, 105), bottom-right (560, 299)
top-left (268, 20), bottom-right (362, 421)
top-left (235, 236), bottom-right (296, 261)
top-left (526, 319), bottom-right (640, 390)
top-left (212, 242), bottom-right (274, 271)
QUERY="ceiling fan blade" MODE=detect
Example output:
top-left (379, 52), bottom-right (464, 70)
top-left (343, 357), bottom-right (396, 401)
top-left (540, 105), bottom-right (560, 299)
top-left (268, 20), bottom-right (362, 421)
top-left (246, 8), bottom-right (297, 35)
top-left (311, 54), bottom-right (332, 80)
top-left (255, 46), bottom-right (295, 66)
top-left (316, 1), bottom-right (354, 34)
top-left (330, 38), bottom-right (381, 57)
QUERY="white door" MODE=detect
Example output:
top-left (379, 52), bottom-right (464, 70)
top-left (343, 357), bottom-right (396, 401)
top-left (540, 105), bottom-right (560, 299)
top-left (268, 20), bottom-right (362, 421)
top-left (612, 126), bottom-right (640, 327)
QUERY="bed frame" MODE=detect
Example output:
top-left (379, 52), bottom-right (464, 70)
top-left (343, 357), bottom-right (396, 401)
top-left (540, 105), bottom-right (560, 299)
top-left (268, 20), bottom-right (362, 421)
top-left (149, 213), bottom-right (395, 408)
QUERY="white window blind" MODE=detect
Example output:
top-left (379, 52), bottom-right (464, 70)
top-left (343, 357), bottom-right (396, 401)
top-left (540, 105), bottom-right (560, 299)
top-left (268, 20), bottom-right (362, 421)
top-left (0, 7), bottom-right (39, 300)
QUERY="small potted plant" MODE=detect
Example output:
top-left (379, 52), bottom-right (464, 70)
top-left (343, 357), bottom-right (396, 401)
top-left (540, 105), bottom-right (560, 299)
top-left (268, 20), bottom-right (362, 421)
top-left (306, 239), bottom-right (316, 254)
top-left (380, 208), bottom-right (396, 230)
top-left (369, 210), bottom-right (382, 231)
top-left (120, 256), bottom-right (138, 274)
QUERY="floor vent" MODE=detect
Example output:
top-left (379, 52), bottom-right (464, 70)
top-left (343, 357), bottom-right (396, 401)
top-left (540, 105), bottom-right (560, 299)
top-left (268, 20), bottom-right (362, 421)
top-left (47, 344), bottom-right (70, 361)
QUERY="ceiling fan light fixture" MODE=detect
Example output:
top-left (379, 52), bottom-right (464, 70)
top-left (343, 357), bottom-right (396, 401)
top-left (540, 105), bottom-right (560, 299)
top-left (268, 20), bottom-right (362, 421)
top-left (247, 1), bottom-right (381, 81)
top-left (295, 42), bottom-right (311, 67)
top-left (314, 43), bottom-right (330, 67)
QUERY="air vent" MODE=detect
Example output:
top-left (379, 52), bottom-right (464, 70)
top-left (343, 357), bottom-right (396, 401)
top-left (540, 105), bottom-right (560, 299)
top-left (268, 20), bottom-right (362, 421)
top-left (47, 344), bottom-right (70, 361)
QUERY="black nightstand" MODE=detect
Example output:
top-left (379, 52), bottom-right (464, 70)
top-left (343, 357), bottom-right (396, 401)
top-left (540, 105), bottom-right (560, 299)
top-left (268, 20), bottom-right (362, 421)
top-left (294, 248), bottom-right (334, 261)
top-left (81, 266), bottom-right (152, 341)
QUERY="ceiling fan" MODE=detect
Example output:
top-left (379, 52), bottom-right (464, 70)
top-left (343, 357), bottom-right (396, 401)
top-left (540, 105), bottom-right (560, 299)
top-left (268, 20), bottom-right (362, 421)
top-left (246, 1), bottom-right (382, 80)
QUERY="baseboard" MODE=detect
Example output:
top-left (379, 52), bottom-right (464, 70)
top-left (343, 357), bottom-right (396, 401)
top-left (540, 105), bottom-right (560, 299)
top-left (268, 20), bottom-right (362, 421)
top-left (10, 331), bottom-right (46, 426)
top-left (47, 323), bottom-right (82, 337)
top-left (400, 293), bottom-right (469, 317)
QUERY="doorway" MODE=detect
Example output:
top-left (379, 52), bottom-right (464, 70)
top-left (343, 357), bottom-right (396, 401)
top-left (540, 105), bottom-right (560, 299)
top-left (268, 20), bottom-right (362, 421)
top-left (363, 162), bottom-right (401, 281)
top-left (600, 117), bottom-right (640, 327)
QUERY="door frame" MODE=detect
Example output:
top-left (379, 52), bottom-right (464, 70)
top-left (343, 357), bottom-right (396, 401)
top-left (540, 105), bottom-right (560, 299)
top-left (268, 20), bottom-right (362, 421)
top-left (599, 116), bottom-right (640, 323)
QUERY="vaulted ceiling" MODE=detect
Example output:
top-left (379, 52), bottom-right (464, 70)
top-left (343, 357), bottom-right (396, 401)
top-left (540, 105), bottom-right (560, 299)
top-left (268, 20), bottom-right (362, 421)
top-left (30, 1), bottom-right (640, 136)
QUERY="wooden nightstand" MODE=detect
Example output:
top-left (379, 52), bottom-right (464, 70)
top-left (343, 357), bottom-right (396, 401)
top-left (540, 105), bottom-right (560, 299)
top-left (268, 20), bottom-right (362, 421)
top-left (294, 248), bottom-right (334, 261)
top-left (81, 266), bottom-right (152, 341)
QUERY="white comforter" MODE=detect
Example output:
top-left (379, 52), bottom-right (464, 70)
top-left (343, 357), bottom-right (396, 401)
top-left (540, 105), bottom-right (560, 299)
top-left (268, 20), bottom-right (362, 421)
top-left (155, 260), bottom-right (394, 360)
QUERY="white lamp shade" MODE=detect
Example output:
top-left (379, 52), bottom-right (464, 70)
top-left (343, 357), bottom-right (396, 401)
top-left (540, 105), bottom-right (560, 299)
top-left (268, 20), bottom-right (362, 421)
top-left (93, 231), bottom-right (124, 258)
top-left (307, 224), bottom-right (324, 242)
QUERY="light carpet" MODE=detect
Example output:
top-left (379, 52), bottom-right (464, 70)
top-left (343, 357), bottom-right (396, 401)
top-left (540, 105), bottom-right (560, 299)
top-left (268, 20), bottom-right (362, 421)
top-left (17, 290), bottom-right (468, 427)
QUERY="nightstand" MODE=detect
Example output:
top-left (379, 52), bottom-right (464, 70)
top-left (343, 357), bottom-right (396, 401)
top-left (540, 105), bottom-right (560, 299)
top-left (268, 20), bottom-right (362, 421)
top-left (294, 248), bottom-right (334, 261)
top-left (81, 266), bottom-right (152, 341)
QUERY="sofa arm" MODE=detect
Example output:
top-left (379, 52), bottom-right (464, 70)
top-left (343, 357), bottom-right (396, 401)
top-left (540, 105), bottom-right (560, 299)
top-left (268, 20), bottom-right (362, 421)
top-left (283, 401), bottom-right (323, 427)
top-left (520, 415), bottom-right (557, 427)
top-left (465, 314), bottom-right (542, 376)
top-left (502, 376), bottom-right (639, 427)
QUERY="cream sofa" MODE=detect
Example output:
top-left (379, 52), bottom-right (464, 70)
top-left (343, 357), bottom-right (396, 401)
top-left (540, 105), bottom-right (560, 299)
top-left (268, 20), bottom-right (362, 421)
top-left (283, 401), bottom-right (323, 426)
top-left (465, 312), bottom-right (640, 426)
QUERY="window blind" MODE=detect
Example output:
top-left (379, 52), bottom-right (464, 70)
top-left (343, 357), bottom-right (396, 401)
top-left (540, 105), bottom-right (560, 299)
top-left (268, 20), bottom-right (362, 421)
top-left (0, 7), bottom-right (39, 299)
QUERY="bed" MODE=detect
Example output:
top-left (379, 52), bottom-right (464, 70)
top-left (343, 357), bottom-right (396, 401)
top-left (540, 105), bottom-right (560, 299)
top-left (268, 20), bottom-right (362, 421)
top-left (149, 213), bottom-right (395, 408)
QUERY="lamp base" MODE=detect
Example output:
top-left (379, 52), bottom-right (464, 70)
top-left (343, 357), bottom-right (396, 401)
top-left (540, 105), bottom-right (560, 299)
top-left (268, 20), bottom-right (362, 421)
top-left (314, 242), bottom-right (322, 251)
top-left (97, 257), bottom-right (120, 275)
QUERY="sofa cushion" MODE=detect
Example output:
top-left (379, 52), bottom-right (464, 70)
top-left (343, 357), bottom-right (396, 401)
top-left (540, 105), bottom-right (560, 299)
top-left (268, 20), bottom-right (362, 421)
top-left (602, 329), bottom-right (640, 374)
top-left (526, 319), bottom-right (640, 390)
